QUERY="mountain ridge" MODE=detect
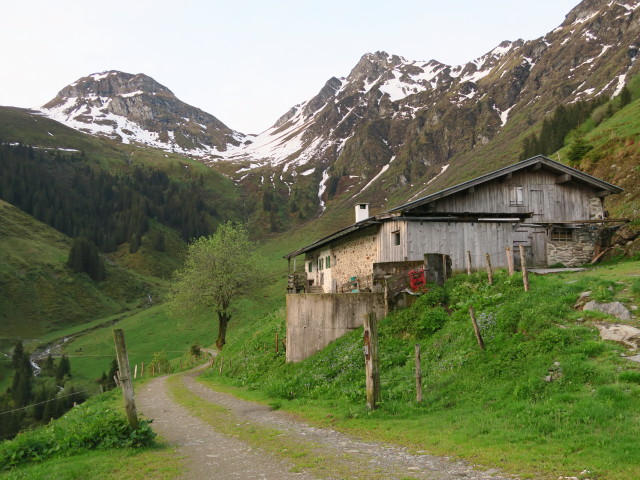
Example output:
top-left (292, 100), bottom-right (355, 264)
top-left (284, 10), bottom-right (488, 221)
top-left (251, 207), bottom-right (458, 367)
top-left (34, 0), bottom-right (640, 225)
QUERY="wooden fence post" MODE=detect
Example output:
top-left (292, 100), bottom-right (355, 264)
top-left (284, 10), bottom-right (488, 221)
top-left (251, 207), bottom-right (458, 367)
top-left (415, 344), bottom-right (422, 403)
top-left (518, 244), bottom-right (530, 292)
top-left (134, 364), bottom-right (138, 379)
top-left (468, 306), bottom-right (485, 351)
top-left (506, 246), bottom-right (515, 276)
top-left (363, 313), bottom-right (380, 410)
top-left (113, 329), bottom-right (139, 429)
top-left (141, 361), bottom-right (144, 378)
top-left (466, 251), bottom-right (472, 275)
top-left (219, 356), bottom-right (223, 374)
top-left (485, 253), bottom-right (493, 285)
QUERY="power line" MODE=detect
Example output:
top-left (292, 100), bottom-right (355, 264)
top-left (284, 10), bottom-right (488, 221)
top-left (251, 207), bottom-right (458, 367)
top-left (0, 391), bottom-right (89, 416)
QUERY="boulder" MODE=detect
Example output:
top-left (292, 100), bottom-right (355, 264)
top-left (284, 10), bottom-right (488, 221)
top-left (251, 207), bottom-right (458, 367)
top-left (595, 322), bottom-right (640, 350)
top-left (583, 300), bottom-right (632, 321)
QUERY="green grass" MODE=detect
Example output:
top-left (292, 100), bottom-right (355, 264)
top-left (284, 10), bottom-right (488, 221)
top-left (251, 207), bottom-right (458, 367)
top-left (0, 446), bottom-right (181, 480)
top-left (61, 304), bottom-right (214, 390)
top-left (0, 387), bottom-right (174, 478)
top-left (197, 260), bottom-right (640, 480)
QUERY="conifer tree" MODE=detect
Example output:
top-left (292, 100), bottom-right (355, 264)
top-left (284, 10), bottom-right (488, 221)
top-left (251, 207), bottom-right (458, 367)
top-left (619, 85), bottom-right (632, 108)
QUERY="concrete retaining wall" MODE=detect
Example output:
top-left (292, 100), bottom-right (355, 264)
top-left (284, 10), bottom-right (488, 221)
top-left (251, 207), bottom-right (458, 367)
top-left (286, 293), bottom-right (386, 362)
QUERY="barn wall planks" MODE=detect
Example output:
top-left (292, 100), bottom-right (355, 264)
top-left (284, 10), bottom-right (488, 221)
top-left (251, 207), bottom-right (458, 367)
top-left (426, 170), bottom-right (603, 221)
top-left (378, 220), bottom-right (515, 271)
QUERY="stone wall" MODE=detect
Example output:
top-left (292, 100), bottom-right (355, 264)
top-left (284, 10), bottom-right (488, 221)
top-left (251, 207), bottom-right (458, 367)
top-left (285, 292), bottom-right (386, 362)
top-left (329, 226), bottom-right (379, 291)
top-left (547, 226), bottom-right (600, 266)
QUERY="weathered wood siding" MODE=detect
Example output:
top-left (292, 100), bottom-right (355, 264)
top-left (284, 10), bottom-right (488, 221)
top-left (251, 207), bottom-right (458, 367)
top-left (378, 220), bottom-right (515, 271)
top-left (376, 220), bottom-right (408, 263)
top-left (426, 170), bottom-right (603, 221)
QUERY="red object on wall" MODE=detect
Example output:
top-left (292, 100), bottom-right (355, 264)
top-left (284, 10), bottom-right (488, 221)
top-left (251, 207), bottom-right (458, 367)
top-left (408, 268), bottom-right (426, 291)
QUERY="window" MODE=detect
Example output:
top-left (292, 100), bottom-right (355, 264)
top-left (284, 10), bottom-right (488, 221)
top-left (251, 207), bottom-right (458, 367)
top-left (308, 261), bottom-right (312, 273)
top-left (510, 185), bottom-right (524, 206)
top-left (325, 255), bottom-right (331, 268)
top-left (392, 230), bottom-right (401, 246)
top-left (550, 227), bottom-right (573, 242)
top-left (317, 257), bottom-right (324, 270)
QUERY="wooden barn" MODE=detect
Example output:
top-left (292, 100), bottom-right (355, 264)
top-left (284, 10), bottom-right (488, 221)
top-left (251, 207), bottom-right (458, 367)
top-left (285, 155), bottom-right (624, 294)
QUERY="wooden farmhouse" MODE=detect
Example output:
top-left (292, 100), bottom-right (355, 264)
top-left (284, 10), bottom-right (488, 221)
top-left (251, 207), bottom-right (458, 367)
top-left (283, 155), bottom-right (623, 361)
top-left (286, 155), bottom-right (623, 293)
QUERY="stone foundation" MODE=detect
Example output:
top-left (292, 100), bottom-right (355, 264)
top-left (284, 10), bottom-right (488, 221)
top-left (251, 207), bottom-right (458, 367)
top-left (547, 226), bottom-right (600, 266)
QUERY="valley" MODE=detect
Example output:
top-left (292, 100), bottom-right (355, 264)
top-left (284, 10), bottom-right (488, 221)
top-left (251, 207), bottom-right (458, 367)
top-left (1, 0), bottom-right (639, 478)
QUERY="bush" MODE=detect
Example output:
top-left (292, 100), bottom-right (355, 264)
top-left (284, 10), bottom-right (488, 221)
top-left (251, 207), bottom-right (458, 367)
top-left (0, 397), bottom-right (155, 471)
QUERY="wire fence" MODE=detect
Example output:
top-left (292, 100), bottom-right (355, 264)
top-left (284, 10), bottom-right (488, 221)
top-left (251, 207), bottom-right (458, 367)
top-left (0, 390), bottom-right (89, 417)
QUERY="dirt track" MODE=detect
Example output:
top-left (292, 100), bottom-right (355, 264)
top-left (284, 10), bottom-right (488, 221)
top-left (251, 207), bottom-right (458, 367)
top-left (136, 368), bottom-right (516, 480)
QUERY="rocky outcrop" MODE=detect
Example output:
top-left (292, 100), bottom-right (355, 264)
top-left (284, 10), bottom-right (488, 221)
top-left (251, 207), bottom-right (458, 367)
top-left (41, 71), bottom-right (243, 155)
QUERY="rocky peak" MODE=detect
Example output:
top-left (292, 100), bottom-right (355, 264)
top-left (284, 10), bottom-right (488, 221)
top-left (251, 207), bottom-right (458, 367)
top-left (41, 71), bottom-right (243, 156)
top-left (46, 71), bottom-right (172, 103)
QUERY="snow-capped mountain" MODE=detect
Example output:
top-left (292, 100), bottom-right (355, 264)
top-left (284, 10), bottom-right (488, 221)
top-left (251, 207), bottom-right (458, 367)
top-left (38, 0), bottom-right (640, 223)
top-left (41, 71), bottom-right (244, 156)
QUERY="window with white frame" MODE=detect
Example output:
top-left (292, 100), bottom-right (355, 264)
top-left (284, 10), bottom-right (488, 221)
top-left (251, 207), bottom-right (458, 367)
top-left (509, 185), bottom-right (524, 206)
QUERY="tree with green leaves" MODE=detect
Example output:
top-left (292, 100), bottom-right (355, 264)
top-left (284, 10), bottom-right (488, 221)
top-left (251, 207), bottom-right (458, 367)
top-left (167, 222), bottom-right (264, 349)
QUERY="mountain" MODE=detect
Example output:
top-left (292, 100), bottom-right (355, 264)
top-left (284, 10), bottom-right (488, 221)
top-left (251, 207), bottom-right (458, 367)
top-left (40, 71), bottom-right (245, 157)
top-left (36, 0), bottom-right (640, 225)
top-left (228, 0), bottom-right (639, 209)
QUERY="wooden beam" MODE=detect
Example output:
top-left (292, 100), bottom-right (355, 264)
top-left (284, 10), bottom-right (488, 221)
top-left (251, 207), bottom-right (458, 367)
top-left (500, 172), bottom-right (513, 183)
top-left (595, 190), bottom-right (611, 198)
top-left (556, 173), bottom-right (572, 184)
top-left (532, 162), bottom-right (542, 171)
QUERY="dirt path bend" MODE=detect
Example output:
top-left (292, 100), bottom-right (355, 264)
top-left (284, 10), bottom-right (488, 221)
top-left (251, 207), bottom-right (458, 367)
top-left (137, 368), bottom-right (516, 480)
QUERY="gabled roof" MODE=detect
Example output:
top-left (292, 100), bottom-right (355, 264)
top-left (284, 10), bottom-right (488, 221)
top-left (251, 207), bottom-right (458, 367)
top-left (284, 218), bottom-right (380, 259)
top-left (284, 155), bottom-right (623, 259)
top-left (388, 155), bottom-right (623, 215)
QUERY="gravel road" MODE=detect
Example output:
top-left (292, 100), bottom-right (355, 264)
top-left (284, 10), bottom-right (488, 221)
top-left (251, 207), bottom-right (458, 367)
top-left (136, 368), bottom-right (517, 480)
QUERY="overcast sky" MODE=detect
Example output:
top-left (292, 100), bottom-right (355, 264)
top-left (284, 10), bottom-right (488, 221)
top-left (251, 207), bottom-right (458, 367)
top-left (1, 0), bottom-right (580, 134)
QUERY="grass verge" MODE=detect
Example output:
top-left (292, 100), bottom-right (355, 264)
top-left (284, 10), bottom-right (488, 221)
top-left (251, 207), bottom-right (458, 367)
top-left (196, 260), bottom-right (640, 480)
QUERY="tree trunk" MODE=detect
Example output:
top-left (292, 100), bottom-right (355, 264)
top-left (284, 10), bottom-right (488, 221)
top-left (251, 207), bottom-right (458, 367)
top-left (216, 311), bottom-right (231, 350)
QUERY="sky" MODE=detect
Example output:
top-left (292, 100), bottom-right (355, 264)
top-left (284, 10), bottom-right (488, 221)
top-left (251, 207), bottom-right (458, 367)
top-left (0, 0), bottom-right (580, 134)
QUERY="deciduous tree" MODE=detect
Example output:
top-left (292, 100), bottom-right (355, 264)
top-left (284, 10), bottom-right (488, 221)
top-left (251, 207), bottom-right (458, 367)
top-left (167, 222), bottom-right (264, 349)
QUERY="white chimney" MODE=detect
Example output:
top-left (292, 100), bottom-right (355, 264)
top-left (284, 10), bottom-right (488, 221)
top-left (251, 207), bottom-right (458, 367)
top-left (355, 203), bottom-right (370, 223)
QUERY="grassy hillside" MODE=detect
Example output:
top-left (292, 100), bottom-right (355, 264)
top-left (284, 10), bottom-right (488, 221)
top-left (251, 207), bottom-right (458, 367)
top-left (199, 259), bottom-right (640, 480)
top-left (0, 106), bottom-right (250, 347)
top-left (0, 200), bottom-right (148, 341)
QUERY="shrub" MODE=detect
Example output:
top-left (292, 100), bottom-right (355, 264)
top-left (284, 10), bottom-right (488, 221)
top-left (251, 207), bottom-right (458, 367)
top-left (149, 351), bottom-right (173, 375)
top-left (0, 397), bottom-right (155, 471)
